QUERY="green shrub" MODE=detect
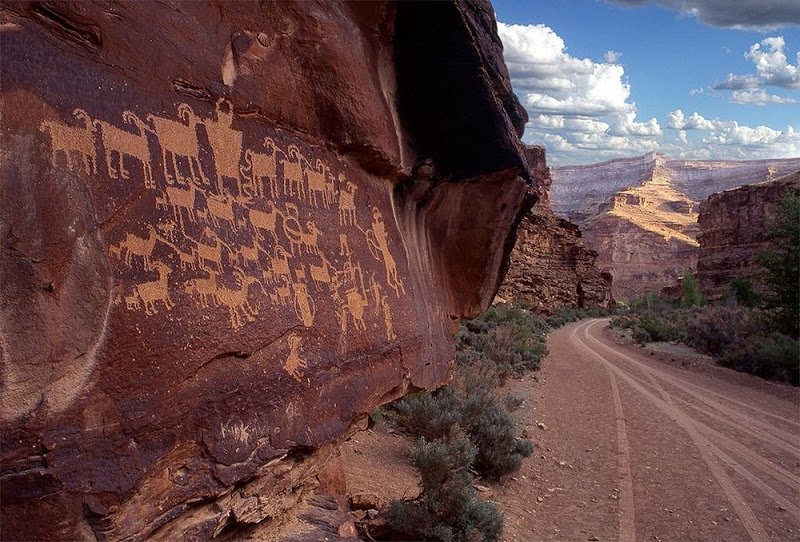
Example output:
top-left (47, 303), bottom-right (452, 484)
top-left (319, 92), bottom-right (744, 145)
top-left (388, 435), bottom-right (504, 542)
top-left (724, 276), bottom-right (759, 308)
top-left (394, 358), bottom-right (534, 480)
top-left (719, 335), bottom-right (799, 386)
top-left (394, 389), bottom-right (462, 441)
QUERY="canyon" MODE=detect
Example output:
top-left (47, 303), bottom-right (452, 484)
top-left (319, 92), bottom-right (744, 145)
top-left (697, 170), bottom-right (800, 300)
top-left (0, 2), bottom-right (531, 540)
top-left (551, 153), bottom-right (800, 300)
top-left (497, 145), bottom-right (613, 312)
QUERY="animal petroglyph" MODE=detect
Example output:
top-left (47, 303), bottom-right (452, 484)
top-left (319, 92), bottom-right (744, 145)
top-left (206, 192), bottom-right (237, 231)
top-left (309, 252), bottom-right (334, 290)
top-left (94, 111), bottom-right (154, 187)
top-left (304, 159), bottom-right (336, 209)
top-left (147, 103), bottom-right (206, 184)
top-left (240, 137), bottom-right (283, 198)
top-left (40, 108), bottom-right (97, 175)
top-left (205, 99), bottom-right (244, 195)
top-left (248, 201), bottom-right (282, 243)
top-left (366, 207), bottom-right (405, 297)
top-left (184, 272), bottom-right (219, 308)
top-left (213, 273), bottom-right (262, 331)
top-left (112, 225), bottom-right (159, 270)
top-left (134, 263), bottom-right (175, 316)
top-left (285, 334), bottom-right (307, 382)
top-left (41, 100), bottom-right (411, 352)
top-left (164, 180), bottom-right (199, 227)
top-left (281, 145), bottom-right (306, 200)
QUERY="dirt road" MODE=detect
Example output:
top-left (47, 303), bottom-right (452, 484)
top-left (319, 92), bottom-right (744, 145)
top-left (496, 319), bottom-right (800, 542)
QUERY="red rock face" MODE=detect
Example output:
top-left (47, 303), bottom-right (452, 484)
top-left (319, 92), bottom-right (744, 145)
top-left (0, 1), bottom-right (530, 539)
top-left (697, 171), bottom-right (800, 300)
top-left (497, 146), bottom-right (613, 313)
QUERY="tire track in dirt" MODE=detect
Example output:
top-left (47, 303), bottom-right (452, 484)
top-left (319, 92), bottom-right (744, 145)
top-left (582, 321), bottom-right (800, 495)
top-left (605, 366), bottom-right (637, 541)
top-left (583, 342), bottom-right (800, 517)
top-left (574, 320), bottom-right (771, 541)
top-left (585, 323), bottom-right (799, 448)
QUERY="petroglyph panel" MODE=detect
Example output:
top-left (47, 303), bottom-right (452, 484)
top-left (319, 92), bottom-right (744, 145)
top-left (39, 100), bottom-right (408, 375)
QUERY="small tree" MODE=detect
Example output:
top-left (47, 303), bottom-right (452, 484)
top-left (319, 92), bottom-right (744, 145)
top-left (759, 192), bottom-right (800, 337)
top-left (680, 271), bottom-right (705, 308)
top-left (725, 276), bottom-right (758, 308)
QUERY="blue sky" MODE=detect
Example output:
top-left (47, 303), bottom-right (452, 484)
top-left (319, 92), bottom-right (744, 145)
top-left (493, 0), bottom-right (800, 165)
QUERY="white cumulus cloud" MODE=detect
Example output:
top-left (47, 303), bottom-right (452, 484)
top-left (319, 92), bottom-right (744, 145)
top-left (711, 36), bottom-right (800, 105)
top-left (498, 22), bottom-right (660, 164)
top-left (664, 109), bottom-right (800, 159)
top-left (730, 89), bottom-right (798, 105)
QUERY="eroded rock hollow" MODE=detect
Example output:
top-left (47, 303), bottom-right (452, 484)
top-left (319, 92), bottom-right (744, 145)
top-left (0, 1), bottom-right (531, 539)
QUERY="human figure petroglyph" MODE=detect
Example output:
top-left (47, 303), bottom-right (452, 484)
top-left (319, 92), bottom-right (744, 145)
top-left (113, 225), bottom-right (159, 270)
top-left (281, 144), bottom-right (307, 200)
top-left (205, 99), bottom-right (245, 195)
top-left (365, 207), bottom-right (405, 296)
top-left (94, 111), bottom-right (154, 187)
top-left (338, 177), bottom-right (358, 226)
top-left (134, 262), bottom-right (174, 315)
top-left (285, 334), bottom-right (307, 382)
top-left (184, 271), bottom-right (219, 308)
top-left (344, 287), bottom-right (367, 331)
top-left (206, 191), bottom-right (237, 231)
top-left (213, 272), bottom-right (263, 331)
top-left (147, 103), bottom-right (206, 185)
top-left (40, 108), bottom-right (97, 175)
top-left (370, 274), bottom-right (396, 340)
top-left (304, 158), bottom-right (335, 208)
top-left (339, 234), bottom-right (351, 257)
top-left (293, 281), bottom-right (315, 327)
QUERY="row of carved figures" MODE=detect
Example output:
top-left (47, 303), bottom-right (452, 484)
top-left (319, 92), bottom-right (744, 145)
top-left (40, 102), bottom-right (345, 208)
top-left (111, 218), bottom-right (395, 339)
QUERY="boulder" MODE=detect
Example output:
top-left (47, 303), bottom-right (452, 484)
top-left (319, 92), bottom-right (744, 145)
top-left (0, 1), bottom-right (530, 539)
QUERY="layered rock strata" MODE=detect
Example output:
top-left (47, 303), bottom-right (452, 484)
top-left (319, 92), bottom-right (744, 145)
top-left (697, 171), bottom-right (800, 300)
top-left (0, 2), bottom-right (531, 540)
top-left (497, 146), bottom-right (613, 312)
top-left (552, 153), bottom-right (800, 300)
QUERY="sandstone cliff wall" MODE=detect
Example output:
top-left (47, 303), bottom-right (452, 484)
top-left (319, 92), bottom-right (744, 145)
top-left (697, 171), bottom-right (800, 300)
top-left (551, 154), bottom-right (800, 300)
top-left (0, 2), bottom-right (531, 539)
top-left (497, 146), bottom-right (613, 312)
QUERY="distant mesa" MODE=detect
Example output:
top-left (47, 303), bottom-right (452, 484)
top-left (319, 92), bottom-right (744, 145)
top-left (550, 152), bottom-right (800, 300)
